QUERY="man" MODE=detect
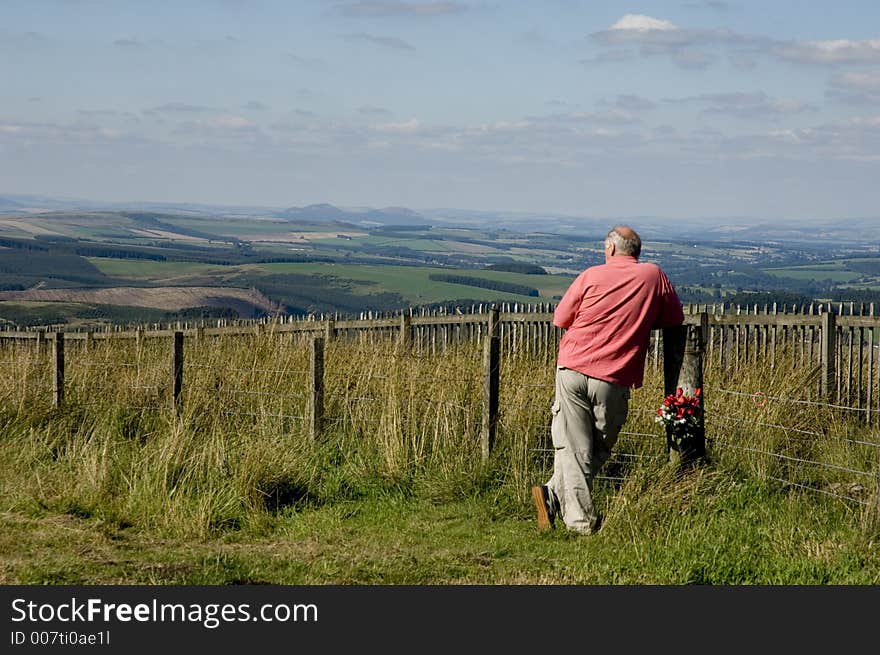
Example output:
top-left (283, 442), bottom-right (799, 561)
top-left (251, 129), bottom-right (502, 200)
top-left (532, 225), bottom-right (684, 534)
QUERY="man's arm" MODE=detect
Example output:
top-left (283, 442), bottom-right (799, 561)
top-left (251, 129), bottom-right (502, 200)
top-left (653, 269), bottom-right (684, 328)
top-left (553, 272), bottom-right (587, 329)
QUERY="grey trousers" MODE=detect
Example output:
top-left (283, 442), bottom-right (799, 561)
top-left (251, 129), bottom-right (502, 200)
top-left (545, 367), bottom-right (630, 534)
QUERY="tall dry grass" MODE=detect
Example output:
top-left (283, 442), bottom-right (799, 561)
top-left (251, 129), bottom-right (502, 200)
top-left (0, 330), bottom-right (877, 540)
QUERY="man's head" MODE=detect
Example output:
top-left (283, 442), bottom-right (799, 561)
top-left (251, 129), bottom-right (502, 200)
top-left (604, 225), bottom-right (641, 261)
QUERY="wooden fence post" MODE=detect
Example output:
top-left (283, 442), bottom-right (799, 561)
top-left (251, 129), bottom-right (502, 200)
top-left (325, 318), bottom-right (335, 343)
top-left (869, 324), bottom-right (877, 426)
top-left (821, 311), bottom-right (837, 403)
top-left (481, 330), bottom-right (500, 462)
top-left (53, 332), bottom-right (64, 409)
top-left (171, 331), bottom-right (183, 411)
top-left (663, 313), bottom-right (707, 465)
top-left (36, 329), bottom-right (45, 355)
top-left (875, 453), bottom-right (880, 528)
top-left (309, 337), bottom-right (324, 441)
top-left (480, 302), bottom-right (502, 460)
top-left (399, 314), bottom-right (411, 349)
top-left (488, 303), bottom-right (500, 340)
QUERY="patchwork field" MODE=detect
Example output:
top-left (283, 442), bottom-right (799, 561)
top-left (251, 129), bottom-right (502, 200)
top-left (254, 262), bottom-right (572, 304)
top-left (0, 286), bottom-right (278, 315)
top-left (763, 258), bottom-right (880, 288)
top-left (81, 259), bottom-right (571, 307)
top-left (0, 208), bottom-right (878, 327)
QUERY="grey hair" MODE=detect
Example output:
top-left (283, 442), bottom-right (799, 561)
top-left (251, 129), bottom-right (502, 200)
top-left (607, 225), bottom-right (641, 259)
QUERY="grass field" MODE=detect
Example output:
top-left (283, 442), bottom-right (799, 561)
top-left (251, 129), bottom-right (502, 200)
top-left (0, 333), bottom-right (877, 584)
top-left (87, 258), bottom-right (242, 282)
top-left (763, 263), bottom-right (863, 283)
top-left (3, 477), bottom-right (875, 585)
top-left (87, 258), bottom-right (573, 306)
top-left (256, 262), bottom-right (572, 304)
top-left (6, 212), bottom-right (880, 329)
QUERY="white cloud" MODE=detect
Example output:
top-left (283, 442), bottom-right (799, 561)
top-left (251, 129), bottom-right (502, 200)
top-left (684, 1), bottom-right (729, 10)
top-left (77, 109), bottom-right (121, 117)
top-left (846, 115), bottom-right (880, 128)
top-left (591, 17), bottom-right (880, 71)
top-left (0, 120), bottom-right (129, 144)
top-left (591, 14), bottom-right (757, 69)
top-left (580, 50), bottom-right (636, 65)
top-left (370, 118), bottom-right (422, 134)
top-left (669, 91), bottom-right (814, 119)
top-left (339, 2), bottom-right (467, 17)
top-left (533, 110), bottom-right (641, 125)
top-left (342, 32), bottom-right (416, 50)
top-left (610, 14), bottom-right (678, 32)
top-left (671, 49), bottom-right (713, 69)
top-left (0, 123), bottom-right (26, 135)
top-left (729, 51), bottom-right (758, 70)
top-left (614, 95), bottom-right (657, 112)
top-left (148, 102), bottom-right (215, 113)
top-left (773, 39), bottom-right (880, 65)
top-left (174, 115), bottom-right (258, 137)
top-left (826, 70), bottom-right (880, 105)
top-left (210, 116), bottom-right (255, 130)
top-left (831, 71), bottom-right (880, 91)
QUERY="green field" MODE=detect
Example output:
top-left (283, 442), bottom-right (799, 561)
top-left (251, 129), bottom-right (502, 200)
top-left (87, 258), bottom-right (573, 305)
top-left (4, 209), bottom-right (880, 324)
top-left (763, 263), bottom-right (864, 283)
top-left (257, 262), bottom-right (572, 304)
top-left (87, 258), bottom-right (241, 281)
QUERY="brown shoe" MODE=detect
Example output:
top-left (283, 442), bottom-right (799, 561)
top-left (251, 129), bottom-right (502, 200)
top-left (532, 485), bottom-right (554, 530)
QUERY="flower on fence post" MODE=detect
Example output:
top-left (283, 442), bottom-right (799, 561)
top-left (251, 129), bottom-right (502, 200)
top-left (655, 387), bottom-right (702, 446)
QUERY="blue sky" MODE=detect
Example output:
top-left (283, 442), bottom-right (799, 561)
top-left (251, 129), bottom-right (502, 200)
top-left (2, 1), bottom-right (880, 220)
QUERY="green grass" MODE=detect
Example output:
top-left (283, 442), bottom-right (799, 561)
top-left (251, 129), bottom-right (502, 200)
top-left (763, 263), bottom-right (863, 283)
top-left (313, 236), bottom-right (499, 255)
top-left (257, 263), bottom-right (571, 304)
top-left (4, 475), bottom-right (877, 584)
top-left (87, 258), bottom-right (241, 281)
top-left (0, 301), bottom-right (214, 328)
top-left (3, 469), bottom-right (877, 584)
top-left (84, 259), bottom-right (571, 305)
top-left (0, 334), bottom-right (878, 585)
top-left (167, 217), bottom-right (295, 237)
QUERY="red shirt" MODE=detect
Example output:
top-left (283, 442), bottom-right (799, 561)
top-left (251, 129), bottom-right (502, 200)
top-left (554, 255), bottom-right (684, 388)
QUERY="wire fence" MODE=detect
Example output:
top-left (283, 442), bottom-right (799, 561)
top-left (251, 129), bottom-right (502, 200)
top-left (704, 381), bottom-right (879, 506)
top-left (0, 329), bottom-right (877, 513)
top-left (713, 388), bottom-right (870, 414)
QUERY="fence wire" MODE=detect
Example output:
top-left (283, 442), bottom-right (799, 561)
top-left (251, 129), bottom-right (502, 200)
top-left (185, 363), bottom-right (309, 376)
top-left (221, 410), bottom-right (305, 421)
top-left (216, 388), bottom-right (307, 400)
top-left (766, 477), bottom-right (871, 506)
top-left (2, 330), bottom-right (877, 513)
top-left (719, 443), bottom-right (874, 479)
top-left (713, 388), bottom-right (870, 413)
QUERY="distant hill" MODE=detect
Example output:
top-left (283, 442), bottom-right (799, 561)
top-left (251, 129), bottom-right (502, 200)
top-left (0, 197), bottom-right (24, 212)
top-left (278, 203), bottom-right (429, 227)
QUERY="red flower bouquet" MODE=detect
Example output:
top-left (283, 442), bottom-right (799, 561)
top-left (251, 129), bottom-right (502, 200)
top-left (655, 387), bottom-right (702, 446)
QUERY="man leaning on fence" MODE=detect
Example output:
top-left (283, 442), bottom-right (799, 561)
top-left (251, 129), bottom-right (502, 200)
top-left (533, 225), bottom-right (684, 534)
